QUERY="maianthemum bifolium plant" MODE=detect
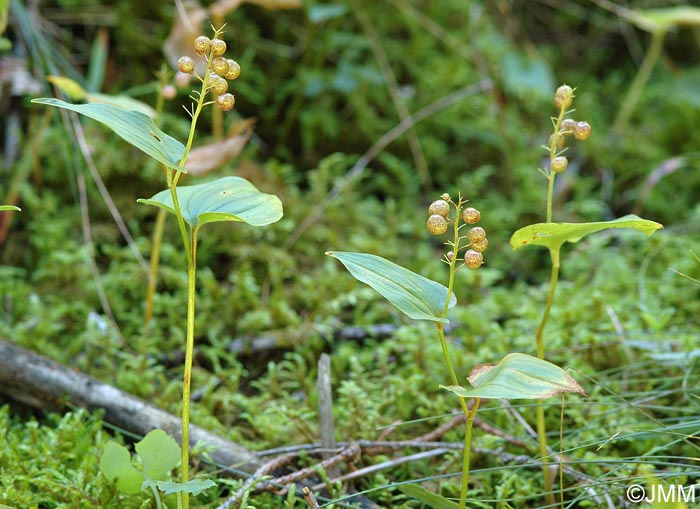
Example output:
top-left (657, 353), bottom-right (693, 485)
top-left (33, 26), bottom-right (282, 509)
top-left (328, 194), bottom-right (586, 509)
top-left (329, 85), bottom-right (665, 509)
top-left (510, 84), bottom-right (663, 504)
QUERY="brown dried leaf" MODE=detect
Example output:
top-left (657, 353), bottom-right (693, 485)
top-left (163, 0), bottom-right (209, 75)
top-left (184, 118), bottom-right (255, 175)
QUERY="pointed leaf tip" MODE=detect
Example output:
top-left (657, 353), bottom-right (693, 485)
top-left (31, 98), bottom-right (184, 170)
top-left (327, 251), bottom-right (455, 323)
top-left (510, 215), bottom-right (663, 251)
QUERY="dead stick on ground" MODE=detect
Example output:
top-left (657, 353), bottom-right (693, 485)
top-left (0, 339), bottom-right (259, 471)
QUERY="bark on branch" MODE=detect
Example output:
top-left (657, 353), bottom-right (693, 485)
top-left (0, 339), bottom-right (259, 471)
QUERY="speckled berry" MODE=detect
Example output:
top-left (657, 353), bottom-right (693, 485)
top-left (462, 207), bottom-right (481, 224)
top-left (210, 38), bottom-right (227, 56)
top-left (549, 133), bottom-right (565, 150)
top-left (470, 238), bottom-right (488, 253)
top-left (429, 199), bottom-right (450, 218)
top-left (212, 57), bottom-right (229, 76)
top-left (446, 251), bottom-right (454, 262)
top-left (194, 36), bottom-right (211, 56)
top-left (561, 118), bottom-right (577, 134)
top-left (551, 156), bottom-right (568, 173)
top-left (574, 121), bottom-right (592, 141)
top-left (427, 214), bottom-right (448, 235)
top-left (441, 193), bottom-right (450, 201)
top-left (209, 74), bottom-right (228, 95)
top-left (177, 56), bottom-right (195, 74)
top-left (555, 85), bottom-right (574, 109)
top-left (466, 226), bottom-right (486, 244)
top-left (224, 59), bottom-right (241, 80)
top-left (217, 93), bottom-right (235, 111)
top-left (464, 249), bottom-right (483, 269)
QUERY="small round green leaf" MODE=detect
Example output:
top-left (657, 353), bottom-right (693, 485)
top-left (30, 98), bottom-right (185, 171)
top-left (100, 441), bottom-right (144, 494)
top-left (326, 251), bottom-right (455, 323)
top-left (138, 176), bottom-right (283, 228)
top-left (135, 429), bottom-right (181, 481)
top-left (441, 353), bottom-right (586, 400)
top-left (510, 215), bottom-right (663, 251)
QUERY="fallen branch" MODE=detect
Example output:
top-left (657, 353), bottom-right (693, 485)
top-left (0, 339), bottom-right (259, 471)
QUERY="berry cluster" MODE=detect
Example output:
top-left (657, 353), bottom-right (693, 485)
top-left (176, 31), bottom-right (241, 111)
top-left (426, 193), bottom-right (487, 270)
top-left (547, 85), bottom-right (592, 174)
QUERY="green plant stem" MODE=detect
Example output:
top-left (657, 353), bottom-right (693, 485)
top-left (145, 207), bottom-right (167, 326)
top-left (614, 29), bottom-right (666, 131)
top-left (535, 249), bottom-right (560, 359)
top-left (546, 173), bottom-right (556, 224)
top-left (461, 397), bottom-right (480, 508)
top-left (179, 226), bottom-right (198, 509)
top-left (546, 101), bottom-right (566, 223)
top-left (166, 43), bottom-right (217, 509)
top-left (535, 248), bottom-right (560, 503)
top-left (538, 101), bottom-right (567, 502)
top-left (435, 198), bottom-right (478, 509)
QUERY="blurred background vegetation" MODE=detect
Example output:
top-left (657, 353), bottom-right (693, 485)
top-left (1, 0), bottom-right (699, 507)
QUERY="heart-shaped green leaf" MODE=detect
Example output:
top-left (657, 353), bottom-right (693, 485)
top-left (138, 176), bottom-right (283, 228)
top-left (100, 441), bottom-right (144, 494)
top-left (142, 479), bottom-right (217, 496)
top-left (31, 98), bottom-right (185, 171)
top-left (0, 205), bottom-right (20, 211)
top-left (510, 215), bottom-right (662, 251)
top-left (441, 353), bottom-right (586, 400)
top-left (135, 429), bottom-right (180, 481)
top-left (399, 485), bottom-right (460, 509)
top-left (326, 251), bottom-right (455, 323)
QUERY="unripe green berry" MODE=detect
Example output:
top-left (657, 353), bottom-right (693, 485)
top-left (466, 226), bottom-right (486, 244)
top-left (162, 84), bottom-right (177, 100)
top-left (470, 238), bottom-right (488, 253)
top-left (177, 56), bottom-right (195, 74)
top-left (212, 57), bottom-right (229, 76)
top-left (427, 214), bottom-right (448, 235)
top-left (464, 249), bottom-right (483, 269)
top-left (555, 85), bottom-right (574, 109)
top-left (175, 71), bottom-right (192, 88)
top-left (429, 199), bottom-right (450, 218)
top-left (462, 207), bottom-right (481, 224)
top-left (561, 118), bottom-right (577, 134)
top-left (217, 93), bottom-right (235, 111)
top-left (209, 74), bottom-right (228, 95)
top-left (549, 133), bottom-right (565, 150)
top-left (194, 36), bottom-right (211, 55)
top-left (551, 156), bottom-right (568, 173)
top-left (225, 59), bottom-right (241, 80)
top-left (574, 121), bottom-right (592, 141)
top-left (210, 38), bottom-right (227, 56)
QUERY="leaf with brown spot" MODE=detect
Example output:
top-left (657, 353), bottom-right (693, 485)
top-left (441, 353), bottom-right (586, 400)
